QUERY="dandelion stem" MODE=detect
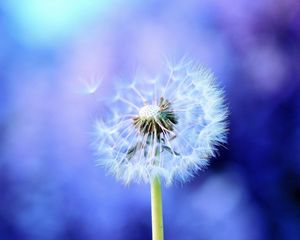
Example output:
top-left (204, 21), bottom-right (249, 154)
top-left (151, 176), bottom-right (164, 240)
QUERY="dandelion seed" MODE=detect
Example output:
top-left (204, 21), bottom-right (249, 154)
top-left (94, 59), bottom-right (228, 185)
top-left (75, 75), bottom-right (102, 95)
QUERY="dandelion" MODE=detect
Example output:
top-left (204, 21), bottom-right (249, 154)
top-left (94, 58), bottom-right (228, 240)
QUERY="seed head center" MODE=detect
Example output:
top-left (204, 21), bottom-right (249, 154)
top-left (133, 98), bottom-right (178, 140)
top-left (139, 105), bottom-right (160, 119)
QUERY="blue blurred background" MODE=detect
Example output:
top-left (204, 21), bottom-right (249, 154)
top-left (1, 0), bottom-right (300, 239)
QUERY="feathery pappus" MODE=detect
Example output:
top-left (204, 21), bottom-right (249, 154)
top-left (94, 59), bottom-right (228, 185)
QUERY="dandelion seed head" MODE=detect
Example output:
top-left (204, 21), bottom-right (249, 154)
top-left (94, 58), bottom-right (228, 185)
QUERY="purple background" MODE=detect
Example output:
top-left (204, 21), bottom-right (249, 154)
top-left (1, 0), bottom-right (300, 239)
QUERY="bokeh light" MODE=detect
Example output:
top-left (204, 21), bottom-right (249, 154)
top-left (3, 0), bottom-right (120, 47)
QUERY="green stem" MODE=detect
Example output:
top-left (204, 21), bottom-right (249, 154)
top-left (151, 176), bottom-right (164, 240)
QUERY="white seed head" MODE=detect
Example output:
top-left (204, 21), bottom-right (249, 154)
top-left (138, 105), bottom-right (160, 119)
top-left (94, 58), bottom-right (228, 185)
